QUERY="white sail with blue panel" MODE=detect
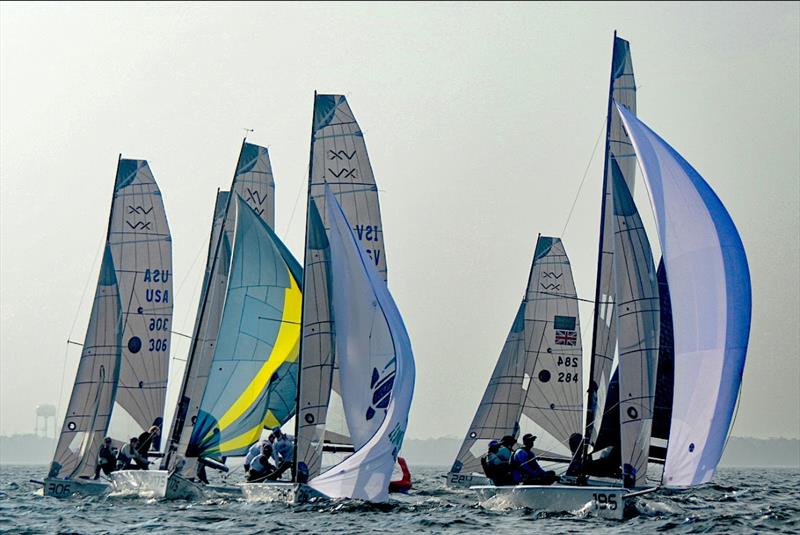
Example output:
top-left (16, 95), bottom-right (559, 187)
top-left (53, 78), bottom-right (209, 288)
top-left (306, 187), bottom-right (414, 502)
top-left (616, 103), bottom-right (751, 487)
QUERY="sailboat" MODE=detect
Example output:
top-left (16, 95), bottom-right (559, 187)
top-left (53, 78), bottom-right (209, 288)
top-left (453, 33), bottom-right (751, 519)
top-left (42, 158), bottom-right (173, 498)
top-left (447, 235), bottom-right (584, 490)
top-left (241, 93), bottom-right (416, 504)
top-left (109, 141), bottom-right (302, 499)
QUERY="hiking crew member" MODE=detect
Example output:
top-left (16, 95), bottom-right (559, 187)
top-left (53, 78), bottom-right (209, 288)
top-left (136, 425), bottom-right (161, 458)
top-left (94, 437), bottom-right (116, 479)
top-left (270, 427), bottom-right (295, 481)
top-left (511, 433), bottom-right (558, 485)
top-left (481, 440), bottom-right (513, 486)
top-left (246, 441), bottom-right (277, 482)
top-left (117, 437), bottom-right (148, 470)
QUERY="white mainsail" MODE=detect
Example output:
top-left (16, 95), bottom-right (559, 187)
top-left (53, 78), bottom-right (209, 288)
top-left (585, 34), bottom-right (638, 446)
top-left (519, 237), bottom-right (584, 456)
top-left (297, 94), bottom-right (388, 478)
top-left (610, 154), bottom-right (660, 488)
top-left (306, 188), bottom-right (414, 502)
top-left (616, 103), bottom-right (751, 487)
top-left (50, 158), bottom-right (172, 479)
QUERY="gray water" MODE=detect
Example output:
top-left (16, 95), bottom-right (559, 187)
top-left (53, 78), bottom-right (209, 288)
top-left (1, 465), bottom-right (798, 534)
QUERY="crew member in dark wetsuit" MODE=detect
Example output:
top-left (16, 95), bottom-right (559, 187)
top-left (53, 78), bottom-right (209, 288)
top-left (118, 437), bottom-right (148, 470)
top-left (136, 425), bottom-right (161, 462)
top-left (94, 437), bottom-right (117, 479)
top-left (481, 439), bottom-right (513, 486)
top-left (565, 433), bottom-right (583, 475)
top-left (511, 434), bottom-right (558, 485)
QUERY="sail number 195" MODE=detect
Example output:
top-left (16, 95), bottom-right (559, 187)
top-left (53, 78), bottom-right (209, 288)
top-left (592, 493), bottom-right (618, 510)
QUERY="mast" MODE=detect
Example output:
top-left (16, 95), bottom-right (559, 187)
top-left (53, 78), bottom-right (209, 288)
top-left (582, 30), bottom-right (618, 466)
top-left (292, 90), bottom-right (317, 481)
top-left (163, 138), bottom-right (247, 469)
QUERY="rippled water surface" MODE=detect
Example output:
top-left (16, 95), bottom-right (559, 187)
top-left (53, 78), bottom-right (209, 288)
top-left (1, 465), bottom-right (798, 534)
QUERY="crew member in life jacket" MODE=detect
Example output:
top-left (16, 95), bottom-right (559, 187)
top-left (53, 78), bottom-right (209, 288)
top-left (117, 437), bottom-right (148, 470)
top-left (388, 457), bottom-right (412, 493)
top-left (510, 434), bottom-right (558, 485)
top-left (94, 437), bottom-right (117, 479)
top-left (246, 441), bottom-right (278, 482)
top-left (481, 439), bottom-right (513, 486)
top-left (136, 425), bottom-right (161, 459)
top-left (269, 427), bottom-right (295, 481)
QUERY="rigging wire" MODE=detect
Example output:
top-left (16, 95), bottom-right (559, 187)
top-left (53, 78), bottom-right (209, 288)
top-left (283, 170), bottom-right (306, 237)
top-left (560, 118), bottom-right (607, 239)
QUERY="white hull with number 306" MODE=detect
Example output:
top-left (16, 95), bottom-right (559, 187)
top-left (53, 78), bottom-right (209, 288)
top-left (472, 484), bottom-right (641, 519)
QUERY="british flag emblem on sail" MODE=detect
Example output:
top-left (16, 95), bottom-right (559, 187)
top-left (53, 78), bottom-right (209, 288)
top-left (555, 330), bottom-right (577, 346)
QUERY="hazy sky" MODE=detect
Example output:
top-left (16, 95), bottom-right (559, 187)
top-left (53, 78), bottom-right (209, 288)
top-left (1, 2), bottom-right (798, 442)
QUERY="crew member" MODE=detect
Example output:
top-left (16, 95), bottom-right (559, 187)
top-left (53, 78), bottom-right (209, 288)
top-left (94, 437), bottom-right (116, 479)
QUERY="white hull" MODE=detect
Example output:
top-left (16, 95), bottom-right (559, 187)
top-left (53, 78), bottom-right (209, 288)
top-left (446, 472), bottom-right (491, 489)
top-left (472, 484), bottom-right (631, 520)
top-left (43, 477), bottom-right (109, 498)
top-left (239, 482), bottom-right (328, 503)
top-left (109, 470), bottom-right (221, 500)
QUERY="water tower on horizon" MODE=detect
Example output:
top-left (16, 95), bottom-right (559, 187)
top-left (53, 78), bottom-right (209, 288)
top-left (35, 404), bottom-right (56, 438)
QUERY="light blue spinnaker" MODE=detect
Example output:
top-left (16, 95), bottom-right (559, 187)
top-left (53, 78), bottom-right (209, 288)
top-left (188, 196), bottom-right (302, 458)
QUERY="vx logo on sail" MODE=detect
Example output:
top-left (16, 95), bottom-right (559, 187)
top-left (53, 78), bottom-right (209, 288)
top-left (126, 221), bottom-right (153, 230)
top-left (128, 205), bottom-right (153, 215)
top-left (540, 282), bottom-right (561, 291)
top-left (328, 149), bottom-right (356, 160)
top-left (327, 168), bottom-right (357, 179)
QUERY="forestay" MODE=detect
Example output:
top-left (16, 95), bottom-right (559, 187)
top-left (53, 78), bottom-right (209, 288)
top-left (187, 196), bottom-right (302, 458)
top-left (297, 94), bottom-right (387, 478)
top-left (50, 159), bottom-right (172, 478)
top-left (586, 34), bottom-right (638, 445)
top-left (165, 142), bottom-right (276, 473)
top-left (616, 103), bottom-right (751, 487)
top-left (307, 188), bottom-right (414, 502)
